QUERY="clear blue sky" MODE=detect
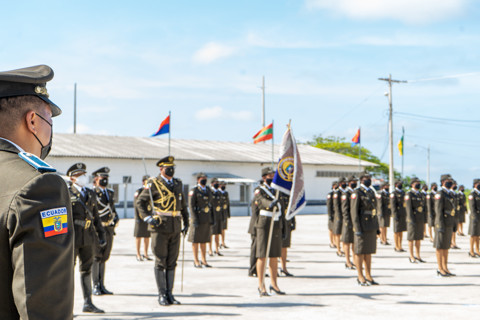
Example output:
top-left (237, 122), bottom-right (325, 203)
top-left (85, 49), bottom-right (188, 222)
top-left (2, 0), bottom-right (479, 185)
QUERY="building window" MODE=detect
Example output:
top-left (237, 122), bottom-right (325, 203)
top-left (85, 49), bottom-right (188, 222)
top-left (316, 171), bottom-right (360, 178)
top-left (240, 184), bottom-right (250, 203)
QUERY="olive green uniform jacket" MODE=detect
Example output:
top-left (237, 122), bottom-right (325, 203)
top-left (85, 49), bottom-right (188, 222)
top-left (0, 139), bottom-right (74, 320)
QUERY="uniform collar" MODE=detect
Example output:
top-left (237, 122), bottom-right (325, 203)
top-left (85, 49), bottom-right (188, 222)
top-left (361, 184), bottom-right (370, 191)
top-left (474, 189), bottom-right (480, 195)
top-left (0, 137), bottom-right (25, 153)
top-left (161, 175), bottom-right (172, 184)
top-left (347, 187), bottom-right (354, 192)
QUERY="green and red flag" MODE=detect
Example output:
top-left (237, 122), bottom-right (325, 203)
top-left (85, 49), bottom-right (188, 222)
top-left (252, 123), bottom-right (273, 144)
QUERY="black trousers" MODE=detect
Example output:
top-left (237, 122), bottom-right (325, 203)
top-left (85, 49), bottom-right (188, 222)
top-left (75, 244), bottom-right (94, 274)
top-left (151, 231), bottom-right (181, 271)
top-left (95, 226), bottom-right (115, 262)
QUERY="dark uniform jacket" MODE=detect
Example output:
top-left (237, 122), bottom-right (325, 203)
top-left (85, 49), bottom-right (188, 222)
top-left (326, 190), bottom-right (335, 223)
top-left (457, 191), bottom-right (467, 216)
top-left (134, 187), bottom-right (144, 223)
top-left (468, 190), bottom-right (480, 235)
top-left (332, 189), bottom-right (344, 228)
top-left (390, 188), bottom-right (406, 223)
top-left (137, 175), bottom-right (189, 233)
top-left (350, 186), bottom-right (379, 233)
top-left (405, 189), bottom-right (426, 226)
top-left (252, 183), bottom-right (284, 230)
top-left (69, 185), bottom-right (105, 248)
top-left (219, 190), bottom-right (230, 219)
top-left (188, 185), bottom-right (213, 226)
top-left (434, 188), bottom-right (456, 231)
top-left (426, 191), bottom-right (436, 225)
top-left (0, 139), bottom-right (74, 320)
top-left (341, 188), bottom-right (353, 230)
top-left (376, 189), bottom-right (391, 219)
top-left (94, 186), bottom-right (119, 227)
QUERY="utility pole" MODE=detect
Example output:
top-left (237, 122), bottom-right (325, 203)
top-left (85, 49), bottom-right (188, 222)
top-left (414, 144), bottom-right (430, 187)
top-left (378, 74), bottom-right (407, 192)
top-left (73, 83), bottom-right (77, 134)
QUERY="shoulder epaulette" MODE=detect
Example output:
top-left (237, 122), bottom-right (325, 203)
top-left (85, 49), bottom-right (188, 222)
top-left (18, 152), bottom-right (56, 173)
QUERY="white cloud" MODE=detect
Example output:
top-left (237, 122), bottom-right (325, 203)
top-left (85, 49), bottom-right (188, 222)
top-left (195, 106), bottom-right (253, 121)
top-left (193, 42), bottom-right (236, 64)
top-left (306, 0), bottom-right (468, 24)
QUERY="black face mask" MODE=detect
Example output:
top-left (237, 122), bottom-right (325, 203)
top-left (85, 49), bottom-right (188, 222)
top-left (432, 187), bottom-right (438, 192)
top-left (453, 186), bottom-right (458, 191)
top-left (476, 186), bottom-right (480, 191)
top-left (459, 189), bottom-right (464, 193)
top-left (220, 186), bottom-right (226, 191)
top-left (213, 183), bottom-right (219, 189)
top-left (165, 167), bottom-right (175, 177)
top-left (99, 178), bottom-right (108, 187)
top-left (363, 179), bottom-right (372, 187)
top-left (396, 184), bottom-right (403, 190)
top-left (350, 183), bottom-right (357, 189)
top-left (32, 112), bottom-right (53, 160)
top-left (414, 183), bottom-right (421, 190)
top-left (340, 183), bottom-right (347, 189)
top-left (265, 178), bottom-right (273, 186)
top-left (384, 188), bottom-right (389, 193)
top-left (445, 181), bottom-right (453, 189)
top-left (199, 179), bottom-right (207, 186)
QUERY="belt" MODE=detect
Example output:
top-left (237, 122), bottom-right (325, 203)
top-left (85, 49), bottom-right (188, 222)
top-left (259, 210), bottom-right (280, 221)
top-left (101, 218), bottom-right (114, 227)
top-left (444, 210), bottom-right (455, 217)
top-left (74, 219), bottom-right (92, 229)
top-left (155, 211), bottom-right (180, 217)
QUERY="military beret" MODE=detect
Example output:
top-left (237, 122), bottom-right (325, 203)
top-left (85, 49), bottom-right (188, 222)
top-left (395, 179), bottom-right (404, 184)
top-left (211, 177), bottom-right (219, 183)
top-left (347, 175), bottom-right (358, 182)
top-left (332, 180), bottom-right (338, 186)
top-left (196, 172), bottom-right (207, 179)
top-left (157, 156), bottom-right (175, 167)
top-left (430, 182), bottom-right (438, 187)
top-left (0, 65), bottom-right (61, 117)
top-left (338, 177), bottom-right (347, 183)
top-left (220, 180), bottom-right (227, 185)
top-left (474, 179), bottom-right (480, 186)
top-left (66, 162), bottom-right (86, 176)
top-left (410, 177), bottom-right (420, 185)
top-left (261, 167), bottom-right (274, 177)
top-left (359, 173), bottom-right (371, 180)
top-left (142, 175), bottom-right (150, 181)
top-left (440, 174), bottom-right (452, 182)
top-left (459, 184), bottom-right (464, 189)
top-left (92, 166), bottom-right (110, 177)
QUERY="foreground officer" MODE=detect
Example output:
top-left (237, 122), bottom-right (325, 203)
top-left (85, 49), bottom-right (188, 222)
top-left (136, 156), bottom-right (189, 306)
top-left (209, 178), bottom-right (223, 256)
top-left (405, 178), bottom-right (426, 263)
top-left (67, 163), bottom-right (106, 313)
top-left (426, 183), bottom-right (438, 241)
top-left (333, 177), bottom-right (346, 256)
top-left (0, 65), bottom-right (74, 319)
top-left (327, 181), bottom-right (338, 248)
top-left (341, 176), bottom-right (357, 269)
top-left (457, 185), bottom-right (467, 236)
top-left (434, 174), bottom-right (456, 277)
top-left (188, 173), bottom-right (213, 268)
top-left (92, 167), bottom-right (119, 295)
top-left (351, 173), bottom-right (379, 286)
top-left (134, 175), bottom-right (152, 261)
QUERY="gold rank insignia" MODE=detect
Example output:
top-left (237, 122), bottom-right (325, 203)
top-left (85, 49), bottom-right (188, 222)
top-left (451, 210), bottom-right (455, 216)
top-left (204, 207), bottom-right (209, 213)
top-left (216, 206), bottom-right (221, 212)
top-left (417, 206), bottom-right (423, 213)
top-left (223, 205), bottom-right (227, 209)
top-left (34, 85), bottom-right (49, 97)
top-left (457, 206), bottom-right (460, 210)
top-left (372, 209), bottom-right (377, 216)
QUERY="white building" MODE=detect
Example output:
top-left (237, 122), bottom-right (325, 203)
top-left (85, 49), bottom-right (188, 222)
top-left (47, 133), bottom-right (376, 218)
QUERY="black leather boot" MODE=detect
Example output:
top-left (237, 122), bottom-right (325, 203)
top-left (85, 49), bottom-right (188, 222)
top-left (154, 268), bottom-right (169, 306)
top-left (81, 273), bottom-right (104, 313)
top-left (166, 269), bottom-right (180, 305)
top-left (92, 261), bottom-right (102, 296)
top-left (99, 262), bottom-right (113, 295)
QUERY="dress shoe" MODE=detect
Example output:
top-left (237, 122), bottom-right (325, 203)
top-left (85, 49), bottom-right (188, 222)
top-left (345, 263), bottom-right (356, 270)
top-left (136, 255), bottom-right (143, 262)
top-left (194, 262), bottom-right (202, 268)
top-left (167, 292), bottom-right (181, 305)
top-left (451, 245), bottom-right (460, 249)
top-left (415, 257), bottom-right (426, 263)
top-left (201, 262), bottom-right (212, 268)
top-left (366, 278), bottom-right (379, 286)
top-left (158, 294), bottom-right (170, 306)
top-left (100, 285), bottom-right (113, 295)
top-left (215, 251), bottom-right (224, 256)
top-left (279, 268), bottom-right (294, 276)
top-left (329, 244), bottom-right (337, 249)
top-left (221, 244), bottom-right (229, 249)
top-left (475, 252), bottom-right (480, 257)
top-left (208, 251), bottom-right (214, 256)
top-left (437, 270), bottom-right (449, 277)
top-left (269, 285), bottom-right (286, 295)
top-left (336, 251), bottom-right (345, 257)
top-left (248, 272), bottom-right (257, 277)
top-left (82, 301), bottom-right (104, 313)
top-left (409, 257), bottom-right (417, 264)
top-left (394, 248), bottom-right (406, 253)
top-left (447, 272), bottom-right (456, 276)
top-left (142, 255), bottom-right (153, 261)
top-left (258, 288), bottom-right (270, 297)
top-left (93, 284), bottom-right (102, 296)
top-left (357, 278), bottom-right (368, 286)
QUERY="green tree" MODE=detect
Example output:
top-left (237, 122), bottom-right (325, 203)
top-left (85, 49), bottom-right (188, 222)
top-left (308, 135), bottom-right (401, 179)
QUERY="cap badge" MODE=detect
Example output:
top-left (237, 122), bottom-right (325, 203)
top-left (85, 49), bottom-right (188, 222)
top-left (34, 86), bottom-right (49, 97)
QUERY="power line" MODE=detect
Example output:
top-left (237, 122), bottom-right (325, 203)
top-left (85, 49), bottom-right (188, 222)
top-left (395, 111), bottom-right (480, 123)
top-left (406, 72), bottom-right (480, 83)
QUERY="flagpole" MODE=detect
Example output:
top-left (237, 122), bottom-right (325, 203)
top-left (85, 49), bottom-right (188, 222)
top-left (401, 126), bottom-right (404, 179)
top-left (168, 110), bottom-right (171, 156)
top-left (358, 127), bottom-right (361, 173)
top-left (271, 120), bottom-right (274, 168)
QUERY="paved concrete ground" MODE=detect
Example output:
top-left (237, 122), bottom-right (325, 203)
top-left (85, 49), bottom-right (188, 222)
top-left (74, 215), bottom-right (480, 319)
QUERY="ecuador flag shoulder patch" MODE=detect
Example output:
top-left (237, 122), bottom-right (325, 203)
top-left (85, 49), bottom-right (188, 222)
top-left (40, 207), bottom-right (68, 238)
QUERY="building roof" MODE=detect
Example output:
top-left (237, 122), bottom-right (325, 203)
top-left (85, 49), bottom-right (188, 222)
top-left (49, 133), bottom-right (377, 167)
